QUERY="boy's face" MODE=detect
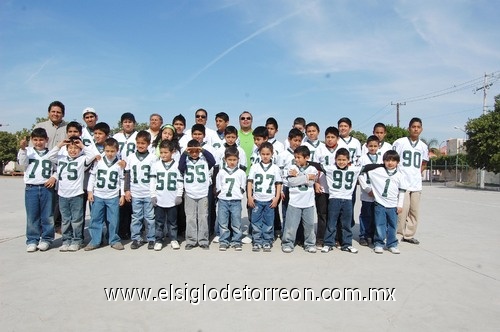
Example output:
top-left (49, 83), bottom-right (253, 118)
top-left (187, 147), bottom-right (201, 159)
top-left (289, 136), bottom-right (303, 151)
top-left (259, 147), bottom-right (272, 163)
top-left (195, 111), bottom-right (207, 125)
top-left (294, 153), bottom-right (309, 167)
top-left (162, 129), bottom-right (174, 141)
top-left (384, 159), bottom-right (398, 170)
top-left (93, 129), bottom-right (107, 145)
top-left (266, 124), bottom-right (277, 139)
top-left (66, 127), bottom-right (81, 138)
top-left (31, 137), bottom-right (48, 150)
top-left (159, 148), bottom-right (173, 162)
top-left (335, 154), bottom-right (349, 168)
top-left (225, 155), bottom-right (239, 168)
top-left (225, 133), bottom-right (237, 146)
top-left (373, 126), bottom-right (386, 141)
top-left (122, 119), bottom-right (135, 134)
top-left (306, 126), bottom-right (319, 140)
top-left (325, 133), bottom-right (338, 148)
top-left (253, 136), bottom-right (267, 147)
top-left (136, 138), bottom-right (149, 153)
top-left (367, 140), bottom-right (379, 155)
top-left (104, 146), bottom-right (118, 160)
top-left (173, 120), bottom-right (185, 134)
top-left (215, 117), bottom-right (228, 132)
top-left (67, 143), bottom-right (82, 158)
top-left (338, 122), bottom-right (351, 138)
top-left (191, 130), bottom-right (205, 143)
top-left (409, 122), bottom-right (423, 140)
top-left (83, 113), bottom-right (97, 128)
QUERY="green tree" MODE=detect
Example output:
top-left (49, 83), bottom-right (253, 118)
top-left (0, 131), bottom-right (19, 172)
top-left (350, 130), bottom-right (367, 144)
top-left (464, 94), bottom-right (500, 173)
top-left (384, 124), bottom-right (408, 144)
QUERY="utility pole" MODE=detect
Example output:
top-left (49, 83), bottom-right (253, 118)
top-left (475, 72), bottom-right (493, 115)
top-left (391, 102), bottom-right (406, 127)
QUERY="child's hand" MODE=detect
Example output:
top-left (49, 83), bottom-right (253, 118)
top-left (44, 177), bottom-right (56, 188)
top-left (368, 191), bottom-right (374, 197)
top-left (175, 196), bottom-right (182, 206)
top-left (19, 138), bottom-right (28, 150)
top-left (247, 196), bottom-right (255, 208)
top-left (314, 182), bottom-right (322, 194)
top-left (95, 155), bottom-right (102, 161)
top-left (288, 169), bottom-right (298, 177)
top-left (151, 196), bottom-right (157, 207)
top-left (397, 207), bottom-right (402, 214)
top-left (270, 196), bottom-right (279, 208)
top-left (119, 196), bottom-right (125, 206)
top-left (57, 139), bottom-right (69, 148)
top-left (87, 192), bottom-right (94, 203)
top-left (308, 173), bottom-right (316, 181)
top-left (125, 191), bottom-right (132, 202)
top-left (118, 160), bottom-right (126, 169)
top-left (280, 191), bottom-right (286, 200)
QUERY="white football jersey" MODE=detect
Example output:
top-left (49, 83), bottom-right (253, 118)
top-left (392, 137), bottom-right (428, 191)
top-left (216, 166), bottom-right (247, 201)
top-left (150, 159), bottom-right (184, 208)
top-left (88, 156), bottom-right (125, 199)
top-left (113, 131), bottom-right (138, 159)
top-left (125, 151), bottom-right (158, 198)
top-left (247, 162), bottom-right (283, 201)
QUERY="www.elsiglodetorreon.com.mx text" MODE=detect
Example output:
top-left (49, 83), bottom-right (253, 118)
top-left (104, 284), bottom-right (396, 305)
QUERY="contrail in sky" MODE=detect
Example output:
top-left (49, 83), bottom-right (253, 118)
top-left (24, 57), bottom-right (53, 84)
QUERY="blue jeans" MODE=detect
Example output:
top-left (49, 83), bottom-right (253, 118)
top-left (25, 184), bottom-right (54, 245)
top-left (251, 200), bottom-right (274, 246)
top-left (282, 205), bottom-right (316, 250)
top-left (359, 201), bottom-right (375, 240)
top-left (131, 197), bottom-right (155, 242)
top-left (155, 205), bottom-right (178, 242)
top-left (217, 199), bottom-right (242, 245)
top-left (89, 196), bottom-right (121, 246)
top-left (325, 198), bottom-right (353, 248)
top-left (374, 202), bottom-right (398, 249)
top-left (59, 195), bottom-right (84, 245)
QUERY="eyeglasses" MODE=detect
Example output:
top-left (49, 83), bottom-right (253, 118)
top-left (196, 115), bottom-right (206, 119)
top-left (240, 117), bottom-right (252, 120)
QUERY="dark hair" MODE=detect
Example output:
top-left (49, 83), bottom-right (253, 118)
top-left (383, 150), bottom-right (400, 162)
top-left (409, 117), bottom-right (422, 127)
top-left (48, 101), bottom-right (65, 116)
top-left (306, 122), bottom-right (320, 132)
top-left (294, 145), bottom-right (310, 158)
top-left (191, 124), bottom-right (205, 136)
top-left (258, 141), bottom-right (273, 153)
top-left (335, 147), bottom-right (350, 160)
top-left (136, 130), bottom-right (151, 143)
top-left (366, 135), bottom-right (380, 145)
top-left (325, 126), bottom-right (340, 137)
top-left (172, 114), bottom-right (186, 126)
top-left (187, 139), bottom-right (201, 148)
top-left (66, 121), bottom-right (82, 134)
top-left (68, 136), bottom-right (82, 147)
top-left (265, 117), bottom-right (279, 130)
top-left (252, 126), bottom-right (268, 138)
top-left (104, 137), bottom-right (119, 150)
top-left (224, 146), bottom-right (239, 159)
top-left (195, 108), bottom-right (207, 118)
top-left (288, 128), bottom-right (304, 140)
top-left (153, 124), bottom-right (176, 148)
top-left (373, 122), bottom-right (386, 132)
top-left (121, 112), bottom-right (136, 123)
top-left (31, 127), bottom-right (48, 139)
top-left (337, 117), bottom-right (352, 128)
top-left (293, 117), bottom-right (306, 127)
top-left (224, 125), bottom-right (238, 136)
top-left (159, 139), bottom-right (176, 152)
top-left (94, 122), bottom-right (111, 136)
top-left (215, 112), bottom-right (229, 122)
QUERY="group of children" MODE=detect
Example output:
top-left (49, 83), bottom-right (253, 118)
top-left (20, 105), bottom-right (429, 255)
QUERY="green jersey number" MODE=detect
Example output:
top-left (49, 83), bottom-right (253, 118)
top-left (402, 150), bottom-right (421, 168)
top-left (156, 172), bottom-right (177, 191)
top-left (131, 165), bottom-right (151, 184)
top-left (225, 178), bottom-right (235, 197)
top-left (331, 170), bottom-right (355, 190)
top-left (28, 159), bottom-right (52, 179)
top-left (254, 174), bottom-right (275, 194)
top-left (58, 161), bottom-right (78, 181)
top-left (185, 164), bottom-right (206, 183)
top-left (96, 169), bottom-right (119, 189)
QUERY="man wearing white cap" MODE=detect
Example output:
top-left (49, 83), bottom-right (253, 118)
top-left (81, 107), bottom-right (98, 147)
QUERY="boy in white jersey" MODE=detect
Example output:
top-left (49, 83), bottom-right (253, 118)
top-left (81, 107), bottom-right (98, 147)
top-left (314, 126), bottom-right (347, 248)
top-left (178, 139), bottom-right (216, 250)
top-left (361, 123), bottom-right (392, 157)
top-left (124, 131), bottom-right (158, 250)
top-left (392, 117), bottom-right (428, 244)
top-left (247, 142), bottom-right (282, 252)
top-left (213, 126), bottom-right (247, 171)
top-left (85, 138), bottom-right (125, 251)
top-left (150, 140), bottom-right (184, 251)
top-left (114, 112), bottom-right (137, 240)
top-left (18, 128), bottom-right (59, 252)
top-left (302, 122), bottom-right (324, 162)
top-left (216, 147), bottom-right (247, 251)
top-left (363, 150), bottom-right (406, 254)
top-left (281, 146), bottom-right (318, 253)
top-left (322, 148), bottom-right (362, 254)
top-left (265, 117), bottom-right (285, 155)
top-left (357, 135), bottom-right (381, 247)
top-left (213, 112), bottom-right (229, 150)
top-left (53, 137), bottom-right (97, 251)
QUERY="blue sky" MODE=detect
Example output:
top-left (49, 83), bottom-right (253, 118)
top-left (1, 0), bottom-right (499, 144)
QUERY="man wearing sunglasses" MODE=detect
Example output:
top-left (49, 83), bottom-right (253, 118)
top-left (179, 108), bottom-right (218, 150)
top-left (238, 111), bottom-right (254, 173)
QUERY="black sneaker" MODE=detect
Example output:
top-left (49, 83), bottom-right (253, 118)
top-left (200, 244), bottom-right (210, 250)
top-left (252, 244), bottom-right (261, 252)
top-left (263, 244), bottom-right (272, 252)
top-left (233, 243), bottom-right (242, 251)
top-left (130, 240), bottom-right (140, 250)
top-left (402, 238), bottom-right (420, 245)
top-left (219, 243), bottom-right (228, 251)
top-left (185, 244), bottom-right (195, 250)
top-left (147, 241), bottom-right (155, 250)
top-left (359, 238), bottom-right (368, 246)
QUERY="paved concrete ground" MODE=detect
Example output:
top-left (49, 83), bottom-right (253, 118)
top-left (1, 176), bottom-right (499, 331)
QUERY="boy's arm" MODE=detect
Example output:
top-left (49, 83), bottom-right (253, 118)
top-left (287, 173), bottom-right (309, 187)
top-left (362, 163), bottom-right (384, 173)
top-left (178, 153), bottom-right (187, 174)
top-left (246, 179), bottom-right (255, 208)
top-left (201, 149), bottom-right (216, 169)
top-left (124, 170), bottom-right (131, 202)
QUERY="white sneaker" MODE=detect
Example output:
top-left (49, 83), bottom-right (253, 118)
top-left (154, 242), bottom-right (163, 251)
top-left (321, 245), bottom-right (333, 253)
top-left (388, 246), bottom-right (400, 254)
top-left (59, 244), bottom-right (69, 252)
top-left (282, 247), bottom-right (293, 253)
top-left (37, 241), bottom-right (50, 251)
top-left (374, 246), bottom-right (384, 254)
top-left (170, 240), bottom-right (180, 250)
top-left (242, 236), bottom-right (252, 244)
top-left (26, 244), bottom-right (38, 253)
top-left (68, 244), bottom-right (80, 252)
top-left (306, 246), bottom-right (317, 253)
top-left (212, 236), bottom-right (220, 243)
top-left (341, 246), bottom-right (358, 254)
